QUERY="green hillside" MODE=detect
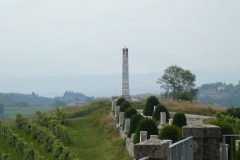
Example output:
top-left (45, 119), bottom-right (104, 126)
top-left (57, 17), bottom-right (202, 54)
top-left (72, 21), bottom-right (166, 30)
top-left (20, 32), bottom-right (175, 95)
top-left (0, 99), bottom-right (132, 160)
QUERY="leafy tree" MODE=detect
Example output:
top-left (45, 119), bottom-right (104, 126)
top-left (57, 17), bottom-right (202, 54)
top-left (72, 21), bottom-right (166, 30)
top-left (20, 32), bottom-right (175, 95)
top-left (120, 101), bottom-right (131, 112)
top-left (157, 65), bottom-right (198, 101)
top-left (51, 99), bottom-right (66, 107)
top-left (143, 96), bottom-right (159, 116)
top-left (152, 104), bottom-right (170, 122)
top-left (133, 118), bottom-right (158, 144)
top-left (125, 107), bottom-right (137, 119)
top-left (116, 97), bottom-right (126, 106)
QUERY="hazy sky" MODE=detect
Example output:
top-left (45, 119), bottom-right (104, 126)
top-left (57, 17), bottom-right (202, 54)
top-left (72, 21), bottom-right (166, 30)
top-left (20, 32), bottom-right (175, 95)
top-left (1, 1), bottom-right (240, 77)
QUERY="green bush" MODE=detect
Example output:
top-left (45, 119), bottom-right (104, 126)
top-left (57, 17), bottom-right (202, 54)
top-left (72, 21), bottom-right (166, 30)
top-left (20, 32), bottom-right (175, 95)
top-left (116, 97), bottom-right (126, 106)
top-left (133, 118), bottom-right (158, 144)
top-left (172, 112), bottom-right (187, 128)
top-left (152, 104), bottom-right (170, 122)
top-left (120, 101), bottom-right (131, 112)
top-left (128, 114), bottom-right (144, 137)
top-left (159, 125), bottom-right (181, 143)
top-left (125, 107), bottom-right (137, 119)
top-left (225, 107), bottom-right (240, 119)
top-left (209, 120), bottom-right (235, 159)
top-left (143, 96), bottom-right (159, 116)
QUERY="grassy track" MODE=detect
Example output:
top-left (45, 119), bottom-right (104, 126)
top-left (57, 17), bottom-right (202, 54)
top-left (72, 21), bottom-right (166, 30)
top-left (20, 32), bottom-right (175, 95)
top-left (67, 106), bottom-right (132, 160)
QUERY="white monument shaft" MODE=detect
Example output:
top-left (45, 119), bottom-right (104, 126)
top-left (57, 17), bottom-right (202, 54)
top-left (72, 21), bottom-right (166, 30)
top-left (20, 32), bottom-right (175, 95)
top-left (122, 48), bottom-right (130, 96)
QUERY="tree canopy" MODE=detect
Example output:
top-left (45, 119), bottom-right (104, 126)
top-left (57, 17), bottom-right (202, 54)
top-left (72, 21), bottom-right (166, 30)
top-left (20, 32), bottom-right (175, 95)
top-left (157, 65), bottom-right (198, 101)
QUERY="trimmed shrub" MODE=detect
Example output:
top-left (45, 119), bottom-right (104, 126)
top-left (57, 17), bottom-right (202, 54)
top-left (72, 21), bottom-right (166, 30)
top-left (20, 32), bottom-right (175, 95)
top-left (152, 104), bottom-right (170, 122)
top-left (128, 114), bottom-right (144, 137)
top-left (172, 112), bottom-right (187, 128)
top-left (116, 97), bottom-right (126, 106)
top-left (133, 118), bottom-right (158, 144)
top-left (120, 101), bottom-right (131, 112)
top-left (209, 120), bottom-right (235, 159)
top-left (143, 96), bottom-right (159, 116)
top-left (125, 107), bottom-right (137, 119)
top-left (159, 125), bottom-right (181, 143)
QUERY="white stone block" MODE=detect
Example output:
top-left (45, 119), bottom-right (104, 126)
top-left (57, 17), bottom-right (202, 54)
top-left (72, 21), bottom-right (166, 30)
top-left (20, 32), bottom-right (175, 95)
top-left (154, 106), bottom-right (157, 113)
top-left (160, 112), bottom-right (166, 125)
top-left (112, 100), bottom-right (116, 112)
top-left (140, 131), bottom-right (148, 142)
top-left (131, 133), bottom-right (135, 142)
top-left (124, 118), bottom-right (130, 133)
top-left (119, 112), bottom-right (124, 126)
top-left (115, 106), bottom-right (120, 119)
top-left (150, 135), bottom-right (158, 139)
top-left (169, 119), bottom-right (173, 125)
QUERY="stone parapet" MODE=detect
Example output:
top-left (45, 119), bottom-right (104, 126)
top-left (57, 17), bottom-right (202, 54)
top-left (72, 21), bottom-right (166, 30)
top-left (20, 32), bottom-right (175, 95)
top-left (182, 124), bottom-right (221, 160)
top-left (134, 139), bottom-right (169, 160)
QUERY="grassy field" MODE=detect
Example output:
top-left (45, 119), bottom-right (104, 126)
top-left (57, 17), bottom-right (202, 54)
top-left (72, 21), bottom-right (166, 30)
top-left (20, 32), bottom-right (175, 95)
top-left (2, 106), bottom-right (55, 120)
top-left (161, 100), bottom-right (226, 116)
top-left (134, 99), bottom-right (226, 116)
top-left (0, 99), bottom-right (132, 160)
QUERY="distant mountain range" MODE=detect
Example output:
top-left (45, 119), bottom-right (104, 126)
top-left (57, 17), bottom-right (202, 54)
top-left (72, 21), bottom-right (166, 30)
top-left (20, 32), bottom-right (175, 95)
top-left (0, 70), bottom-right (239, 98)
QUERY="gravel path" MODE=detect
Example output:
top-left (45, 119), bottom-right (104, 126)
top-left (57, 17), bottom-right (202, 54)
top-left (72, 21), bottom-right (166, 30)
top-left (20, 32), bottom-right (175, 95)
top-left (137, 109), bottom-right (214, 125)
top-left (170, 112), bottom-right (214, 125)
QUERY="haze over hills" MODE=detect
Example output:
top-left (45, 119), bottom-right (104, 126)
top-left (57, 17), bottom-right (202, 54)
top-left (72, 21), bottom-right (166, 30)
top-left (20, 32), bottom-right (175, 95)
top-left (0, 69), bottom-right (239, 98)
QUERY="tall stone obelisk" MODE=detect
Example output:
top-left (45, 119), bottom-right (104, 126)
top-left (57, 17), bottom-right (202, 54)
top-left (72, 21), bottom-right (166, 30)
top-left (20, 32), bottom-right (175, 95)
top-left (122, 47), bottom-right (131, 101)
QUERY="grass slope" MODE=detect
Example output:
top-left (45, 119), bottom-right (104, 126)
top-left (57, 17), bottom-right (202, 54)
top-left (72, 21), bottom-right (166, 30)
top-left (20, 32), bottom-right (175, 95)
top-left (0, 99), bottom-right (132, 160)
top-left (67, 106), bottom-right (132, 160)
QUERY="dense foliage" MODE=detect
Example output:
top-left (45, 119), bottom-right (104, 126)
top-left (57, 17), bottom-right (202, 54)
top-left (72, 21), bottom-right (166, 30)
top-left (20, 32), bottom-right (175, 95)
top-left (133, 118), bottom-right (158, 144)
top-left (120, 101), bottom-right (131, 112)
top-left (172, 112), bottom-right (187, 128)
top-left (125, 107), bottom-right (137, 119)
top-left (152, 104), bottom-right (170, 122)
top-left (225, 107), bottom-right (240, 119)
top-left (198, 82), bottom-right (240, 107)
top-left (0, 150), bottom-right (9, 160)
top-left (116, 97), bottom-right (126, 106)
top-left (0, 104), bottom-right (4, 115)
top-left (0, 93), bottom-right (53, 107)
top-left (209, 120), bottom-right (235, 159)
top-left (159, 125), bottom-right (181, 143)
top-left (215, 113), bottom-right (240, 133)
top-left (143, 96), bottom-right (159, 116)
top-left (157, 65), bottom-right (197, 101)
top-left (128, 114), bottom-right (144, 137)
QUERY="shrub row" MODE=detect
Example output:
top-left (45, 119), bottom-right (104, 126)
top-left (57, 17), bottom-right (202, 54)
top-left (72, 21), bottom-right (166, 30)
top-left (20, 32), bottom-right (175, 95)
top-left (0, 121), bottom-right (45, 160)
top-left (36, 111), bottom-right (68, 144)
top-left (0, 150), bottom-right (9, 160)
top-left (15, 113), bottom-right (76, 159)
top-left (56, 106), bottom-right (67, 125)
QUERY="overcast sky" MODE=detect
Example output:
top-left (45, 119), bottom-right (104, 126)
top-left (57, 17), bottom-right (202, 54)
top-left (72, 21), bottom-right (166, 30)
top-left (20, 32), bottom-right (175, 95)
top-left (1, 0), bottom-right (240, 77)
